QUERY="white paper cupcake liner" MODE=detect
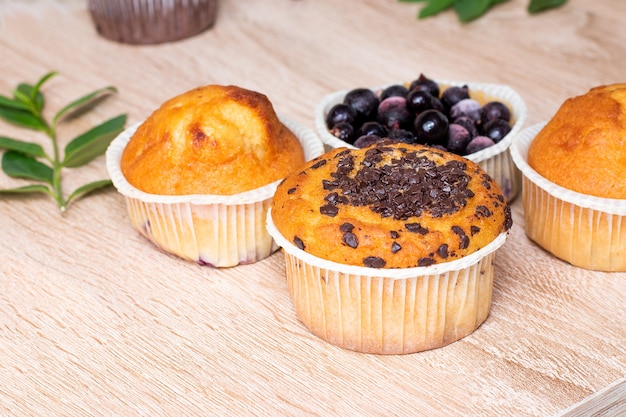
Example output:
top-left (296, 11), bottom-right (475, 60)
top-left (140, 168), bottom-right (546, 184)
top-left (315, 80), bottom-right (527, 202)
top-left (267, 209), bottom-right (508, 354)
top-left (106, 115), bottom-right (324, 267)
top-left (510, 123), bottom-right (626, 271)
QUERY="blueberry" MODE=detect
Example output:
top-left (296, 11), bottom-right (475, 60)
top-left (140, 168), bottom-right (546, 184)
top-left (452, 116), bottom-right (479, 138)
top-left (380, 84), bottom-right (409, 101)
top-left (481, 119), bottom-right (512, 143)
top-left (441, 85), bottom-right (470, 111)
top-left (388, 128), bottom-right (417, 144)
top-left (329, 121), bottom-right (355, 144)
top-left (377, 96), bottom-right (412, 130)
top-left (357, 121), bottom-right (388, 138)
top-left (354, 134), bottom-right (383, 148)
top-left (446, 124), bottom-right (471, 154)
top-left (480, 101), bottom-right (511, 124)
top-left (430, 96), bottom-right (445, 112)
top-left (344, 88), bottom-right (379, 124)
top-left (450, 99), bottom-right (482, 122)
top-left (465, 135), bottom-right (495, 155)
top-left (409, 74), bottom-right (440, 98)
top-left (414, 109), bottom-right (449, 145)
top-left (326, 103), bottom-right (356, 129)
top-left (406, 89), bottom-right (436, 114)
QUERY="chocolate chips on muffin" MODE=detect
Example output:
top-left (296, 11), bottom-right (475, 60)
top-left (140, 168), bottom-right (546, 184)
top-left (272, 142), bottom-right (512, 269)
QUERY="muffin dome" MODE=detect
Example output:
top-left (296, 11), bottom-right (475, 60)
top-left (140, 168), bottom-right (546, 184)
top-left (528, 84), bottom-right (626, 199)
top-left (271, 142), bottom-right (512, 269)
top-left (121, 84), bottom-right (305, 195)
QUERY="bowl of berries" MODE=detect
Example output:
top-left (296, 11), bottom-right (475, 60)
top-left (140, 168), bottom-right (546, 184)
top-left (315, 74), bottom-right (527, 201)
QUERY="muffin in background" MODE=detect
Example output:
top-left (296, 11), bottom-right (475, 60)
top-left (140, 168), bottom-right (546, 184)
top-left (106, 84), bottom-right (324, 267)
top-left (268, 142), bottom-right (512, 354)
top-left (511, 84), bottom-right (626, 271)
top-left (88, 0), bottom-right (218, 45)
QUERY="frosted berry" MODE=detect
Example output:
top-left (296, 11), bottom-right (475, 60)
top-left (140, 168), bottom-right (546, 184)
top-left (441, 85), bottom-right (470, 111)
top-left (344, 88), bottom-right (379, 124)
top-left (380, 84), bottom-right (409, 101)
top-left (354, 134), bottom-right (383, 148)
top-left (465, 136), bottom-right (495, 154)
top-left (450, 99), bottom-right (482, 122)
top-left (452, 116), bottom-right (479, 138)
top-left (357, 121), bottom-right (388, 138)
top-left (377, 96), bottom-right (412, 130)
top-left (409, 74), bottom-right (440, 98)
top-left (329, 121), bottom-right (355, 144)
top-left (388, 128), bottom-right (417, 144)
top-left (326, 103), bottom-right (355, 128)
top-left (482, 119), bottom-right (511, 143)
top-left (414, 109), bottom-right (449, 145)
top-left (480, 101), bottom-right (511, 124)
top-left (446, 124), bottom-right (472, 154)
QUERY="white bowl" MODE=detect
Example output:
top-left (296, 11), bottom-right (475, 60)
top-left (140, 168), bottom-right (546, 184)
top-left (315, 80), bottom-right (527, 202)
top-left (106, 115), bottom-right (324, 267)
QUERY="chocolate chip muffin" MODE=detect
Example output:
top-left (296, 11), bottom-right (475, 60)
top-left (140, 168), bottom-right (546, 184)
top-left (267, 142), bottom-right (512, 354)
top-left (271, 142), bottom-right (512, 269)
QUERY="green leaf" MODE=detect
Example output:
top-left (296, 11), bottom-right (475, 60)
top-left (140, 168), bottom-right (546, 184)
top-left (2, 150), bottom-right (53, 184)
top-left (31, 71), bottom-right (57, 103)
top-left (418, 0), bottom-right (455, 18)
top-left (0, 136), bottom-right (46, 158)
top-left (0, 106), bottom-right (48, 131)
top-left (62, 114), bottom-right (127, 168)
top-left (66, 179), bottom-right (113, 206)
top-left (0, 95), bottom-right (31, 111)
top-left (454, 0), bottom-right (494, 22)
top-left (15, 83), bottom-right (44, 112)
top-left (53, 86), bottom-right (118, 124)
top-left (528, 0), bottom-right (567, 14)
top-left (13, 71), bottom-right (56, 112)
top-left (0, 183), bottom-right (53, 196)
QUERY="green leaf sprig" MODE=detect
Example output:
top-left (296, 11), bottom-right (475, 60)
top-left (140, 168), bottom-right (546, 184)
top-left (400, 0), bottom-right (567, 23)
top-left (0, 71), bottom-right (127, 213)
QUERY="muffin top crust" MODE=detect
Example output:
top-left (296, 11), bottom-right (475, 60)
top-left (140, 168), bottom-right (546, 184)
top-left (271, 142), bottom-right (512, 268)
top-left (121, 84), bottom-right (305, 196)
top-left (528, 83), bottom-right (626, 199)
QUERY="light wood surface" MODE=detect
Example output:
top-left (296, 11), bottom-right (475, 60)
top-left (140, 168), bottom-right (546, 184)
top-left (0, 1), bottom-right (624, 416)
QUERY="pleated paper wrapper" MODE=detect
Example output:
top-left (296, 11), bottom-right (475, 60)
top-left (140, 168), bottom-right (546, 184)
top-left (510, 123), bottom-right (626, 272)
top-left (267, 209), bottom-right (508, 354)
top-left (106, 116), bottom-right (324, 268)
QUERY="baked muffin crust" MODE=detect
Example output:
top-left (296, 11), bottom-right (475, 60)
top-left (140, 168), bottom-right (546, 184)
top-left (528, 84), bottom-right (626, 199)
top-left (121, 84), bottom-right (305, 195)
top-left (272, 143), bottom-right (512, 268)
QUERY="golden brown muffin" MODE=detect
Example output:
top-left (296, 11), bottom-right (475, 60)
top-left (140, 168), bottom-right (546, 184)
top-left (528, 84), bottom-right (626, 199)
top-left (121, 84), bottom-right (305, 195)
top-left (272, 142), bottom-right (512, 269)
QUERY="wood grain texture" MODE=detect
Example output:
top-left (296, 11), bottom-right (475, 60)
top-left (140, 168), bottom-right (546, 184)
top-left (0, 0), bottom-right (624, 416)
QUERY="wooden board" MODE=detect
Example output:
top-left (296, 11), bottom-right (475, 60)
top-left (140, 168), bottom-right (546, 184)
top-left (0, 1), bottom-right (624, 415)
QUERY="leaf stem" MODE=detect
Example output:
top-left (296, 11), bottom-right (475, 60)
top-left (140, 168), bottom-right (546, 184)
top-left (46, 126), bottom-right (67, 211)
